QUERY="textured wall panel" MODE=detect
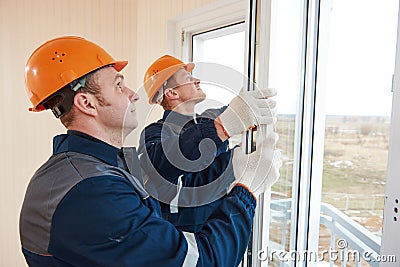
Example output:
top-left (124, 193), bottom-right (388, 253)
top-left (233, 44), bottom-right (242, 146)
top-left (0, 0), bottom-right (218, 266)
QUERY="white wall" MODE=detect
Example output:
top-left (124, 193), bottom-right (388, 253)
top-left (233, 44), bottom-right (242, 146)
top-left (0, 0), bottom-right (216, 266)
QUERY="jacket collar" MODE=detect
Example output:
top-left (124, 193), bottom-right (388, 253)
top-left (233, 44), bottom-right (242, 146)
top-left (162, 110), bottom-right (199, 126)
top-left (53, 130), bottom-right (121, 167)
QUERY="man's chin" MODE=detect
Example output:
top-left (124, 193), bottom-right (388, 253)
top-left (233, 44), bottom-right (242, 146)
top-left (123, 119), bottom-right (138, 133)
top-left (194, 95), bottom-right (206, 104)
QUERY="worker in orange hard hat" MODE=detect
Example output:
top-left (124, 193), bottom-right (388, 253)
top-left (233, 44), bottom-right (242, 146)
top-left (20, 36), bottom-right (281, 267)
top-left (139, 54), bottom-right (279, 233)
top-left (143, 54), bottom-right (198, 105)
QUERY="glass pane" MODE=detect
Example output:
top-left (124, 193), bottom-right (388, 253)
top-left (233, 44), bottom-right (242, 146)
top-left (317, 0), bottom-right (398, 266)
top-left (267, 0), bottom-right (304, 265)
top-left (191, 23), bottom-right (246, 147)
top-left (192, 22), bottom-right (246, 74)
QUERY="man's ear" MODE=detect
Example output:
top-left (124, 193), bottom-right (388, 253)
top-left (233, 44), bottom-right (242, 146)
top-left (73, 92), bottom-right (98, 117)
top-left (164, 88), bottom-right (179, 101)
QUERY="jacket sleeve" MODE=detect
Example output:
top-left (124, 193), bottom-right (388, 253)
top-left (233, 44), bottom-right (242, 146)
top-left (49, 176), bottom-right (256, 267)
top-left (140, 119), bottom-right (224, 160)
top-left (138, 120), bottom-right (229, 185)
top-left (138, 106), bottom-right (228, 175)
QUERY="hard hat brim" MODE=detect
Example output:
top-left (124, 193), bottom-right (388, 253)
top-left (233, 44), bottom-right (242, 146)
top-left (113, 60), bottom-right (128, 72)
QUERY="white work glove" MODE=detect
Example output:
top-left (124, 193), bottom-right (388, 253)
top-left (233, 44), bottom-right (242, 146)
top-left (217, 88), bottom-right (277, 137)
top-left (229, 125), bottom-right (282, 196)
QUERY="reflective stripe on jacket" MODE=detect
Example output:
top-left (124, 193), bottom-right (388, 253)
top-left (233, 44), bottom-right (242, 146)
top-left (138, 108), bottom-right (235, 232)
top-left (20, 130), bottom-right (255, 267)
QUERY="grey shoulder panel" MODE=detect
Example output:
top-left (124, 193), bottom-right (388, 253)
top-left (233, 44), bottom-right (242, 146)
top-left (20, 152), bottom-right (148, 255)
top-left (20, 153), bottom-right (83, 255)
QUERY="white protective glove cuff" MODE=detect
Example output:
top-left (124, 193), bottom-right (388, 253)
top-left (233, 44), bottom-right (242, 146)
top-left (229, 125), bottom-right (282, 196)
top-left (218, 88), bottom-right (277, 137)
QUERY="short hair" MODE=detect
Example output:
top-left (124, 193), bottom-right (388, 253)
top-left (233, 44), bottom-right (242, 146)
top-left (61, 71), bottom-right (105, 127)
top-left (158, 74), bottom-right (177, 110)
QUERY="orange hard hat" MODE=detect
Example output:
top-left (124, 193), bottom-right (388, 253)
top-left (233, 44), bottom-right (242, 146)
top-left (143, 55), bottom-right (194, 104)
top-left (25, 36), bottom-right (128, 112)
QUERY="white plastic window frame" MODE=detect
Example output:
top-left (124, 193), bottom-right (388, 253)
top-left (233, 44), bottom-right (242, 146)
top-left (290, 0), bottom-right (331, 265)
top-left (191, 21), bottom-right (246, 65)
top-left (169, 1), bottom-right (400, 266)
top-left (167, 0), bottom-right (248, 60)
top-left (168, 1), bottom-right (263, 266)
top-left (297, 1), bottom-right (323, 265)
top-left (297, 1), bottom-right (400, 267)
top-left (168, 0), bottom-right (298, 267)
top-left (168, 0), bottom-right (323, 266)
top-left (380, 1), bottom-right (400, 263)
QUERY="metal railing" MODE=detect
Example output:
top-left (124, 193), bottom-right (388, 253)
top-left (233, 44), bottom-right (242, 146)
top-left (320, 203), bottom-right (381, 267)
top-left (269, 199), bottom-right (381, 266)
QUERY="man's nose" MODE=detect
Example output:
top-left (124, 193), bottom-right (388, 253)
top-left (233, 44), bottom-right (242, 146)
top-left (192, 76), bottom-right (200, 84)
top-left (128, 88), bottom-right (139, 102)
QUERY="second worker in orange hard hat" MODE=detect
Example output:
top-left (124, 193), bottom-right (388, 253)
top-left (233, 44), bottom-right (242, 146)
top-left (138, 54), bottom-right (278, 233)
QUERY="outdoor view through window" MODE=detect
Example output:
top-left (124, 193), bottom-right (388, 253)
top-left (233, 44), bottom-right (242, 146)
top-left (317, 1), bottom-right (397, 265)
top-left (269, 0), bottom-right (398, 266)
top-left (190, 0), bottom-right (398, 265)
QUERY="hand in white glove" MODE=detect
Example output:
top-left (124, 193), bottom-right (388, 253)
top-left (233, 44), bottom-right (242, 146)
top-left (217, 88), bottom-right (277, 137)
top-left (229, 125), bottom-right (282, 196)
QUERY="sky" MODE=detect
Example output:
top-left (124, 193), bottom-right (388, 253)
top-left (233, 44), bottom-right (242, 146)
top-left (191, 0), bottom-right (399, 117)
top-left (320, 0), bottom-right (398, 116)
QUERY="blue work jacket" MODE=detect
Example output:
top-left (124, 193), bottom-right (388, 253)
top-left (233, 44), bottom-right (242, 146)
top-left (20, 130), bottom-right (255, 267)
top-left (138, 108), bottom-right (236, 232)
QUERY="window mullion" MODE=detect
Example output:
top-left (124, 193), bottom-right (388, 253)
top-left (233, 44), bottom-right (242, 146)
top-left (294, 1), bottom-right (323, 266)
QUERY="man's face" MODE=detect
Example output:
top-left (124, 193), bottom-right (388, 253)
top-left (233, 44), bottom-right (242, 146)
top-left (170, 68), bottom-right (206, 104)
top-left (95, 67), bottom-right (139, 137)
